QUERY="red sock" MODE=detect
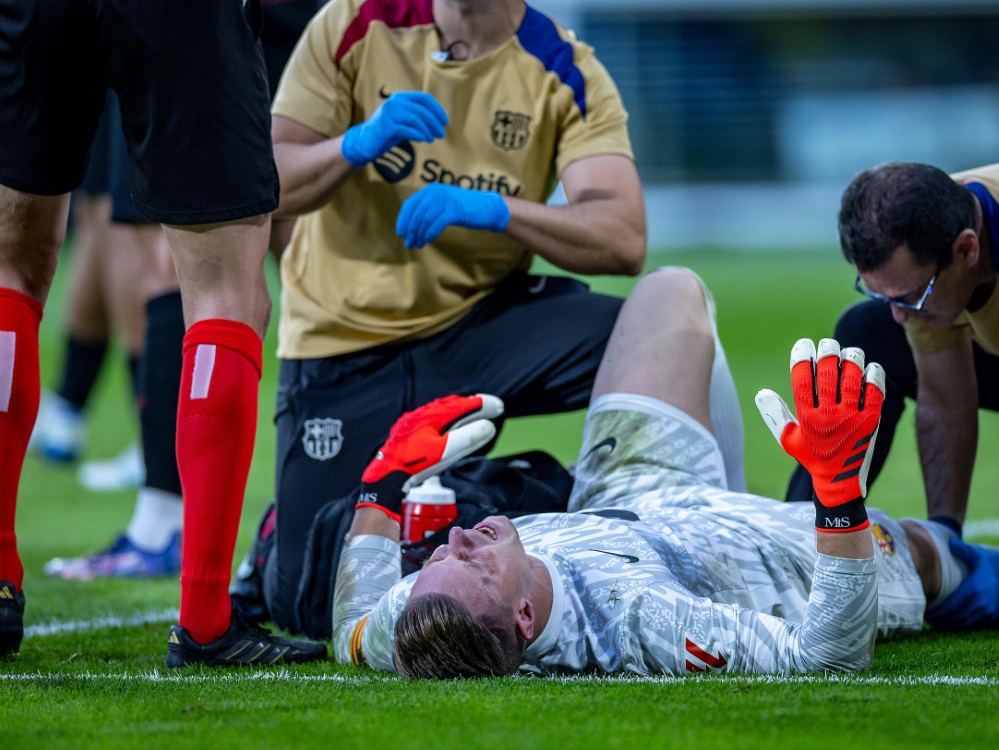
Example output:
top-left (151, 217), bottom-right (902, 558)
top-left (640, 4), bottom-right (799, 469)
top-left (0, 289), bottom-right (43, 592)
top-left (176, 319), bottom-right (262, 644)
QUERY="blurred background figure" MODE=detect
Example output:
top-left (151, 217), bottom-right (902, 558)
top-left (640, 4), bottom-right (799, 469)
top-left (30, 93), bottom-right (145, 493)
top-left (39, 91), bottom-right (185, 581)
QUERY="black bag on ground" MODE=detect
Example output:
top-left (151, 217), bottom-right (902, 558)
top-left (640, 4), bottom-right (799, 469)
top-left (292, 451), bottom-right (572, 640)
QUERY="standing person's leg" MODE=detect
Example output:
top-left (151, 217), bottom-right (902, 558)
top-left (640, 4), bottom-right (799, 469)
top-left (57, 96), bottom-right (118, 415)
top-left (59, 193), bottom-right (113, 405)
top-left (72, 223), bottom-right (151, 492)
top-left (129, 233), bottom-right (183, 557)
top-left (45, 231), bottom-right (185, 580)
top-left (70, 129), bottom-right (150, 487)
top-left (0, 189), bottom-right (70, 605)
top-left (0, 0), bottom-right (112, 654)
top-left (164, 218), bottom-right (270, 638)
top-left (100, 0), bottom-right (324, 663)
top-left (30, 96), bottom-right (115, 464)
top-left (30, 192), bottom-right (111, 463)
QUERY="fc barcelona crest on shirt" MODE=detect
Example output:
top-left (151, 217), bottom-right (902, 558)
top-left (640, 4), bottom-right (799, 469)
top-left (491, 110), bottom-right (531, 151)
top-left (302, 418), bottom-right (344, 461)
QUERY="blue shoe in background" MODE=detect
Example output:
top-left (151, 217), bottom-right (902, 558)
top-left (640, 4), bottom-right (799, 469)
top-left (29, 392), bottom-right (85, 463)
top-left (43, 532), bottom-right (181, 581)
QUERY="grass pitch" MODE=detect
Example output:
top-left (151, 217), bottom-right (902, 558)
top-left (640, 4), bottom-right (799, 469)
top-left (4, 248), bottom-right (999, 748)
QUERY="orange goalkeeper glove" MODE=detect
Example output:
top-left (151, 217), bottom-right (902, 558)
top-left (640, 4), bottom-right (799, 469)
top-left (357, 394), bottom-right (504, 519)
top-left (756, 338), bottom-right (885, 532)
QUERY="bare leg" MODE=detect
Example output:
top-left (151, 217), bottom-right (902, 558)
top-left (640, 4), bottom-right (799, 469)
top-left (0, 186), bottom-right (70, 593)
top-left (102, 222), bottom-right (152, 356)
top-left (163, 216), bottom-right (271, 334)
top-left (65, 194), bottom-right (113, 341)
top-left (592, 266), bottom-right (714, 431)
top-left (130, 229), bottom-right (183, 553)
top-left (137, 228), bottom-right (177, 302)
top-left (0, 187), bottom-right (69, 300)
top-left (899, 519), bottom-right (943, 603)
top-left (269, 217), bottom-right (295, 263)
top-left (165, 214), bottom-right (271, 644)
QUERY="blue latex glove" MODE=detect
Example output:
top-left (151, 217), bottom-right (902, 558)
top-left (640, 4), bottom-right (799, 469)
top-left (395, 183), bottom-right (511, 249)
top-left (341, 92), bottom-right (448, 168)
top-left (925, 538), bottom-right (999, 630)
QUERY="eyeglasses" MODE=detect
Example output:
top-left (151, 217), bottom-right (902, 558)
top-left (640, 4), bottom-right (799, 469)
top-left (854, 263), bottom-right (941, 312)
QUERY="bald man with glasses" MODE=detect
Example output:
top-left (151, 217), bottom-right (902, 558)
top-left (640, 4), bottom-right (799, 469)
top-left (787, 162), bottom-right (999, 553)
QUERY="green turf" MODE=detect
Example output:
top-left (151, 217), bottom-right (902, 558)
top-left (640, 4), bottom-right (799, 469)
top-left (4, 248), bottom-right (998, 747)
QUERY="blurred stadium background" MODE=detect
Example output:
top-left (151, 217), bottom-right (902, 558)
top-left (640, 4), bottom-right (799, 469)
top-left (541, 0), bottom-right (999, 249)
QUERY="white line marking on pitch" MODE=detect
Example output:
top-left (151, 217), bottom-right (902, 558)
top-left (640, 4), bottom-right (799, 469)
top-left (0, 671), bottom-right (995, 687)
top-left (964, 518), bottom-right (999, 540)
top-left (24, 608), bottom-right (179, 638)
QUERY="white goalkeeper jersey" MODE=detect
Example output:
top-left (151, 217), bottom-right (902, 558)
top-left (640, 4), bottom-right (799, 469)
top-left (332, 398), bottom-right (924, 676)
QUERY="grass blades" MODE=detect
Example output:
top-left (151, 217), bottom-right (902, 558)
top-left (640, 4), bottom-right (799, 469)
top-left (4, 248), bottom-right (998, 748)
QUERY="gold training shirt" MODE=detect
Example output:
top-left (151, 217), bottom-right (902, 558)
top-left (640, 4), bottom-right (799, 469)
top-left (272, 0), bottom-right (633, 359)
top-left (904, 163), bottom-right (999, 356)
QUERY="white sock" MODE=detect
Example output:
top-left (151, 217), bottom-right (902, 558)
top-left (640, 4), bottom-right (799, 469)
top-left (709, 334), bottom-right (747, 493)
top-left (126, 487), bottom-right (183, 552)
top-left (905, 518), bottom-right (970, 608)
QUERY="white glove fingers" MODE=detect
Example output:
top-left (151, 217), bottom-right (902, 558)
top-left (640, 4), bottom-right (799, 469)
top-left (403, 420), bottom-right (497, 490)
top-left (862, 361), bottom-right (887, 412)
top-left (789, 338), bottom-right (816, 372)
top-left (450, 394), bottom-right (505, 430)
top-left (840, 346), bottom-right (865, 373)
top-left (814, 338), bottom-right (843, 406)
top-left (755, 388), bottom-right (797, 445)
top-left (789, 338), bottom-right (818, 410)
top-left (839, 346), bottom-right (865, 408)
top-left (816, 337), bottom-right (841, 361)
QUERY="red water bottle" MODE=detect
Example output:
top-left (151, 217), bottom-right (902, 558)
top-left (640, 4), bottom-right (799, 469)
top-left (401, 476), bottom-right (458, 543)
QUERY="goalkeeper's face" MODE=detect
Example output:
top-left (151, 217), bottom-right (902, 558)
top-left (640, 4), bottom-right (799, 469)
top-left (410, 516), bottom-right (533, 619)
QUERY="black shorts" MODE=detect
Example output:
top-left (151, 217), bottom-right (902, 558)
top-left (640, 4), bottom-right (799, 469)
top-left (264, 273), bottom-right (623, 629)
top-left (0, 0), bottom-right (277, 225)
top-left (260, 0), bottom-right (320, 101)
top-left (77, 91), bottom-right (146, 224)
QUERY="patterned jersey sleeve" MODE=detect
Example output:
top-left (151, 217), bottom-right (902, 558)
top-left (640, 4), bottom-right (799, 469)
top-left (622, 555), bottom-right (878, 674)
top-left (271, 0), bottom-right (357, 137)
top-left (554, 43), bottom-right (634, 175)
top-left (332, 534), bottom-right (406, 672)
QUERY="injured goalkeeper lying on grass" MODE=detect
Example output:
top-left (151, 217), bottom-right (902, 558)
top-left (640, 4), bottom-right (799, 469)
top-left (332, 268), bottom-right (998, 678)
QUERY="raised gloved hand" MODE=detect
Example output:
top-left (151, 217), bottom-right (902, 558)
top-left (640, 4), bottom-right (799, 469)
top-left (395, 183), bottom-right (510, 249)
top-left (356, 394), bottom-right (505, 520)
top-left (340, 91), bottom-right (448, 168)
top-left (925, 538), bottom-right (999, 630)
top-left (756, 338), bottom-right (885, 532)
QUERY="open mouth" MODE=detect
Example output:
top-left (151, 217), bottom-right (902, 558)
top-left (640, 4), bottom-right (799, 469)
top-left (474, 523), bottom-right (498, 541)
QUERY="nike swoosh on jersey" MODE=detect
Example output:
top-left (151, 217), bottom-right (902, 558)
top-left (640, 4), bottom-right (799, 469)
top-left (584, 437), bottom-right (617, 459)
top-left (589, 549), bottom-right (640, 564)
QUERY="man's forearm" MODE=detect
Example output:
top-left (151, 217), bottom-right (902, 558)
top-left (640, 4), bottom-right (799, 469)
top-left (348, 506), bottom-right (401, 541)
top-left (816, 529), bottom-right (874, 559)
top-left (331, 507), bottom-right (402, 666)
top-left (504, 196), bottom-right (645, 276)
top-left (273, 137), bottom-right (355, 218)
top-left (917, 396), bottom-right (977, 525)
